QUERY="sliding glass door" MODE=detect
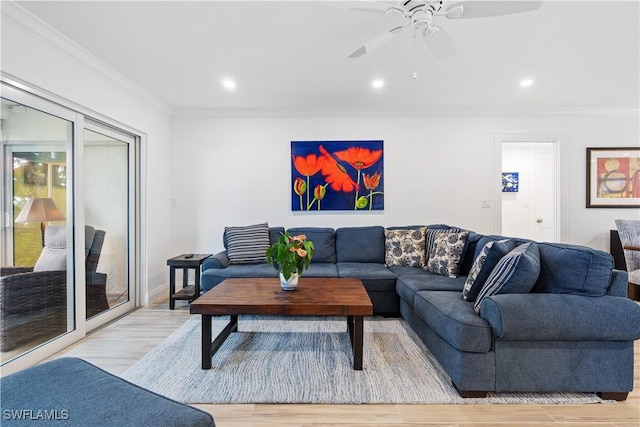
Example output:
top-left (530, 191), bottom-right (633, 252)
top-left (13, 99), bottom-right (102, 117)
top-left (1, 97), bottom-right (74, 366)
top-left (84, 124), bottom-right (135, 321)
top-left (1, 81), bottom-right (139, 373)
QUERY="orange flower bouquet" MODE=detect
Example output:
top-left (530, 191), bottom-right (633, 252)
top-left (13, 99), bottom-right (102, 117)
top-left (265, 232), bottom-right (315, 282)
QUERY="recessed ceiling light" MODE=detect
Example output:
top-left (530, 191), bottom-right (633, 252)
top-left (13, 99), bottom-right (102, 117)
top-left (372, 79), bottom-right (385, 89)
top-left (520, 78), bottom-right (534, 88)
top-left (221, 78), bottom-right (236, 91)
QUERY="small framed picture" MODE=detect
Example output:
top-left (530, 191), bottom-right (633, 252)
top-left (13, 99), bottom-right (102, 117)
top-left (586, 147), bottom-right (640, 208)
top-left (502, 172), bottom-right (519, 192)
top-left (23, 161), bottom-right (48, 186)
top-left (52, 165), bottom-right (66, 187)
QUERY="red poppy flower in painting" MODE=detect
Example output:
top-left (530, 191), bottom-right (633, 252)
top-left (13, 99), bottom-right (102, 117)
top-left (319, 145), bottom-right (359, 192)
top-left (334, 147), bottom-right (382, 170)
top-left (363, 172), bottom-right (381, 191)
top-left (292, 153), bottom-right (324, 177)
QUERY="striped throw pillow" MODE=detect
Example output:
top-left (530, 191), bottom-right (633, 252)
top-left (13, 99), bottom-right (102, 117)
top-left (225, 222), bottom-right (271, 265)
top-left (473, 242), bottom-right (540, 314)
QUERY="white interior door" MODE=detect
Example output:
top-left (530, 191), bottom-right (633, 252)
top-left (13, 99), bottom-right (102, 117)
top-left (501, 141), bottom-right (557, 242)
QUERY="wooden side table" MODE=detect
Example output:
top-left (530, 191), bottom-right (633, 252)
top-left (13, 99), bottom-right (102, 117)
top-left (167, 254), bottom-right (212, 309)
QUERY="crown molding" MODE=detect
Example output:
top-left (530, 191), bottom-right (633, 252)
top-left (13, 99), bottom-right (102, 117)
top-left (1, 1), bottom-right (172, 116)
top-left (172, 106), bottom-right (640, 119)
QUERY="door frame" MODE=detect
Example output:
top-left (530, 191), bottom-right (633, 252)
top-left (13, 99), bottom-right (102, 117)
top-left (493, 133), bottom-right (567, 242)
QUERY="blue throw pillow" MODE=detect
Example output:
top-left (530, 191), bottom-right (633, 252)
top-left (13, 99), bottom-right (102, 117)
top-left (287, 227), bottom-right (336, 263)
top-left (462, 239), bottom-right (518, 301)
top-left (473, 242), bottom-right (541, 314)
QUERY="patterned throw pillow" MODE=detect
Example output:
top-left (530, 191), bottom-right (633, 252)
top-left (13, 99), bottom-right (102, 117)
top-left (225, 222), bottom-right (271, 265)
top-left (462, 239), bottom-right (518, 301)
top-left (425, 227), bottom-right (461, 265)
top-left (384, 227), bottom-right (428, 267)
top-left (425, 231), bottom-right (470, 278)
top-left (473, 242), bottom-right (541, 314)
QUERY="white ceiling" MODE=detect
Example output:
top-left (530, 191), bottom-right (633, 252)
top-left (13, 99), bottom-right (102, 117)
top-left (13, 0), bottom-right (640, 113)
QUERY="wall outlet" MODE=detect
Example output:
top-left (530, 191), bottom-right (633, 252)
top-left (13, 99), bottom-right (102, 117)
top-left (481, 200), bottom-right (492, 208)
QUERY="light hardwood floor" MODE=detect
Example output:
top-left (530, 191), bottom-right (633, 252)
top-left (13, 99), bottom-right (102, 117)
top-left (50, 300), bottom-right (640, 427)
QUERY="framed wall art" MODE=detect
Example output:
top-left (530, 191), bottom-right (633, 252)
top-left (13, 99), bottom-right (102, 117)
top-left (586, 147), bottom-right (640, 208)
top-left (23, 161), bottom-right (48, 186)
top-left (52, 165), bottom-right (67, 187)
top-left (502, 172), bottom-right (519, 192)
top-left (291, 140), bottom-right (384, 211)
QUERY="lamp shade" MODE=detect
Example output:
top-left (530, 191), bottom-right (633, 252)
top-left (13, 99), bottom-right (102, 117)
top-left (15, 198), bottom-right (66, 223)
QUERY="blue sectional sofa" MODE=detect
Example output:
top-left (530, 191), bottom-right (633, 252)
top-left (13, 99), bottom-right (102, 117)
top-left (201, 224), bottom-right (640, 399)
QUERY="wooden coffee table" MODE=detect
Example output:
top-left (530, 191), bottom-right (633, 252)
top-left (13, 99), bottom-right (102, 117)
top-left (189, 277), bottom-right (373, 370)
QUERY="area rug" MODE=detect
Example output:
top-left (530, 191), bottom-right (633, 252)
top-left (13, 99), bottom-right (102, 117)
top-left (121, 315), bottom-right (604, 405)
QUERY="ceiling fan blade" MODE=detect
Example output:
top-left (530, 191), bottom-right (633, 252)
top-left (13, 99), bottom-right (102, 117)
top-left (424, 25), bottom-right (457, 60)
top-left (445, 0), bottom-right (543, 19)
top-left (349, 25), bottom-right (405, 58)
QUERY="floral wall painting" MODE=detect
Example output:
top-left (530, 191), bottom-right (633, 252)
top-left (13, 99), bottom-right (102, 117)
top-left (502, 172), bottom-right (519, 192)
top-left (587, 147), bottom-right (640, 208)
top-left (291, 140), bottom-right (384, 211)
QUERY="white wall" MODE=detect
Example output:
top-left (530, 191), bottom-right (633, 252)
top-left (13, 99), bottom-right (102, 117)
top-left (171, 112), bottom-right (639, 254)
top-left (1, 6), bottom-right (173, 304)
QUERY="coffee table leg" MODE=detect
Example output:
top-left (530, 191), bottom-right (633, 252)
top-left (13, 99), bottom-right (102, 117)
top-left (346, 315), bottom-right (364, 370)
top-left (201, 314), bottom-right (238, 370)
top-left (201, 314), bottom-right (212, 369)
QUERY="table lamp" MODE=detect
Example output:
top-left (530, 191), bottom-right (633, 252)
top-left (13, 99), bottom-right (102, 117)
top-left (14, 198), bottom-right (66, 247)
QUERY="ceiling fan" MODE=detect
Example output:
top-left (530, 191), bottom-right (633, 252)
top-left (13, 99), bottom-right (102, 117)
top-left (345, 0), bottom-right (543, 59)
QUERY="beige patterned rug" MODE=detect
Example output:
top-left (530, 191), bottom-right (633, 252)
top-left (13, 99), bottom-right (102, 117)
top-left (122, 315), bottom-right (604, 405)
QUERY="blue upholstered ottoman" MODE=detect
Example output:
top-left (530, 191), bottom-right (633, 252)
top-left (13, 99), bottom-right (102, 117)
top-left (1, 357), bottom-right (215, 427)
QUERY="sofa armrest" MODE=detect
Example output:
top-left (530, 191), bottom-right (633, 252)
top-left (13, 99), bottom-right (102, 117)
top-left (479, 293), bottom-right (640, 342)
top-left (608, 269), bottom-right (628, 297)
top-left (202, 251), bottom-right (229, 270)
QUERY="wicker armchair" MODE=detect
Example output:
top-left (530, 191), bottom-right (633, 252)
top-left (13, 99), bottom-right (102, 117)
top-left (615, 219), bottom-right (640, 301)
top-left (0, 225), bottom-right (109, 352)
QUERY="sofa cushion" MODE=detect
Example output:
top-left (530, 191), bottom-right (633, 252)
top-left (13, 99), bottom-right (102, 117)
top-left (414, 290), bottom-right (492, 353)
top-left (396, 274), bottom-right (466, 308)
top-left (462, 239), bottom-right (518, 302)
top-left (426, 231), bottom-right (469, 278)
top-left (474, 242), bottom-right (540, 313)
top-left (384, 227), bottom-right (428, 267)
top-left (533, 243), bottom-right (614, 296)
top-left (335, 226), bottom-right (385, 263)
top-left (201, 263), bottom-right (278, 279)
top-left (287, 227), bottom-right (336, 263)
top-left (337, 262), bottom-right (396, 280)
top-left (224, 222), bottom-right (271, 265)
top-left (388, 266), bottom-right (433, 276)
top-left (299, 263), bottom-right (338, 277)
top-left (269, 226), bottom-right (285, 245)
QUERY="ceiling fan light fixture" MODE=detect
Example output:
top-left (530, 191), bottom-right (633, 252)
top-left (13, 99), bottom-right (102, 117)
top-left (371, 79), bottom-right (385, 89)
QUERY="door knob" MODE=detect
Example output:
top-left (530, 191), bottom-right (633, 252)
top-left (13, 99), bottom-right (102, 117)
top-left (536, 219), bottom-right (543, 223)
